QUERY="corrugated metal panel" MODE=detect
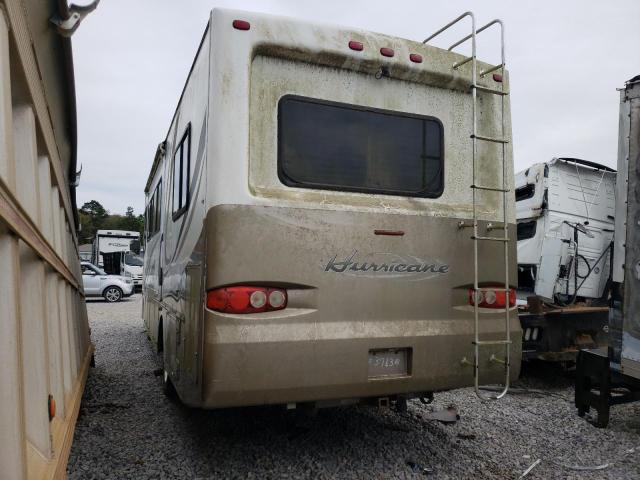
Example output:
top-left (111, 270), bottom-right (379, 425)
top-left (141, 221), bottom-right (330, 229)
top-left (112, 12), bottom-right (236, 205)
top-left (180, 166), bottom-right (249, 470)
top-left (0, 1), bottom-right (91, 479)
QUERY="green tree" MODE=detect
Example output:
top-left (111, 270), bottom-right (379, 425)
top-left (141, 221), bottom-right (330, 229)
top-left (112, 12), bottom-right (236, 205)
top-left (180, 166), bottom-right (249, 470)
top-left (78, 200), bottom-right (108, 244)
top-left (77, 210), bottom-right (94, 244)
top-left (80, 200), bottom-right (108, 224)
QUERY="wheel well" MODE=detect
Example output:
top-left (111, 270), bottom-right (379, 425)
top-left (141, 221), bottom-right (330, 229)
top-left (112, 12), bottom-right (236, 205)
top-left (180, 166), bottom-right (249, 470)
top-left (157, 316), bottom-right (163, 353)
top-left (102, 285), bottom-right (122, 296)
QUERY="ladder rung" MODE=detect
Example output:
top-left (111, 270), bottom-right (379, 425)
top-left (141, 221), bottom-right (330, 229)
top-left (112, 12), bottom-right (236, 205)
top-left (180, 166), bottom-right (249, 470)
top-left (471, 184), bottom-right (509, 193)
top-left (471, 134), bottom-right (509, 144)
top-left (471, 235), bottom-right (510, 242)
top-left (480, 63), bottom-right (504, 77)
top-left (473, 340), bottom-right (512, 346)
top-left (453, 55), bottom-right (473, 69)
top-left (486, 223), bottom-right (507, 231)
top-left (472, 287), bottom-right (511, 292)
top-left (472, 84), bottom-right (509, 96)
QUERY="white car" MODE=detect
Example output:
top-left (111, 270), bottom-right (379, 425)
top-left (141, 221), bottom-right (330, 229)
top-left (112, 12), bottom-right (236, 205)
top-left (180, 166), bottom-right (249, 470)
top-left (81, 262), bottom-right (134, 302)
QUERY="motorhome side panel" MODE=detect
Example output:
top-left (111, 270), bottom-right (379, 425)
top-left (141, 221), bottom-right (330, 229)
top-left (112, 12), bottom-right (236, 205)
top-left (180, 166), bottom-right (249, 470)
top-left (143, 173), bottom-right (163, 348)
top-left (143, 26), bottom-right (210, 405)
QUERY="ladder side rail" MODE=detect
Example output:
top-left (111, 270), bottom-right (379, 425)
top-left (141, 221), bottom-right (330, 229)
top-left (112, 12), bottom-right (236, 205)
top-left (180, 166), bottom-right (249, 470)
top-left (422, 11), bottom-right (475, 44)
top-left (499, 17), bottom-right (510, 400)
top-left (470, 15), bottom-right (481, 402)
top-left (449, 18), bottom-right (503, 51)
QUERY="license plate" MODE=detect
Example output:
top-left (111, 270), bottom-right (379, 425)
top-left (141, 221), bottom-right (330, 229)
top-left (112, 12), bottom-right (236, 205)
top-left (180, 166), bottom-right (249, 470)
top-left (368, 348), bottom-right (409, 378)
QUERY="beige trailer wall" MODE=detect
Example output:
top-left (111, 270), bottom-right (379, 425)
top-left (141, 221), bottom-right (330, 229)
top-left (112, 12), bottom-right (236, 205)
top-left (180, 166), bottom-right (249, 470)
top-left (0, 3), bottom-right (92, 479)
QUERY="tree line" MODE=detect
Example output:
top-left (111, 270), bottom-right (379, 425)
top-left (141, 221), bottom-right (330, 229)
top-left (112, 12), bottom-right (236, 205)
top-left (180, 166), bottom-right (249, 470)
top-left (78, 200), bottom-right (144, 245)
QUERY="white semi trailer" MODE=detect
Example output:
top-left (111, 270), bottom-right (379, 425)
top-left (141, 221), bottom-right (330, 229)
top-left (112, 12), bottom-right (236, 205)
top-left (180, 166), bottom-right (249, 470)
top-left (515, 158), bottom-right (616, 363)
top-left (515, 157), bottom-right (616, 303)
top-left (575, 75), bottom-right (640, 427)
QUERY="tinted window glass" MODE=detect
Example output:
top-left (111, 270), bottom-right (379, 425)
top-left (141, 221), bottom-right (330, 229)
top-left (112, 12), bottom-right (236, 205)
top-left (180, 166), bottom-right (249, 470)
top-left (172, 148), bottom-right (181, 213)
top-left (181, 139), bottom-right (189, 208)
top-left (278, 96), bottom-right (444, 197)
top-left (146, 180), bottom-right (162, 238)
top-left (147, 196), bottom-right (154, 235)
top-left (517, 220), bottom-right (537, 240)
top-left (125, 253), bottom-right (144, 266)
top-left (515, 184), bottom-right (535, 201)
top-left (154, 181), bottom-right (161, 234)
top-left (172, 125), bottom-right (191, 219)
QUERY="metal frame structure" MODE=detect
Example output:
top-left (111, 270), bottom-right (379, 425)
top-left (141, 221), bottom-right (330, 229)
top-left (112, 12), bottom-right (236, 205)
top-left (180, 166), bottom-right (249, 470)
top-left (424, 12), bottom-right (511, 400)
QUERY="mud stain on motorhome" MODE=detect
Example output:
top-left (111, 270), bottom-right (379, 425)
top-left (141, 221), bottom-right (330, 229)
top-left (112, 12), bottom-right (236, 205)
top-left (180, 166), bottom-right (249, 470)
top-left (248, 54), bottom-right (511, 221)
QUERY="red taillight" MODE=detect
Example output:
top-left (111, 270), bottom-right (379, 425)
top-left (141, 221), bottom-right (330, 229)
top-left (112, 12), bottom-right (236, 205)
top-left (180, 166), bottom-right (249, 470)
top-left (349, 40), bottom-right (364, 51)
top-left (468, 287), bottom-right (515, 309)
top-left (409, 53), bottom-right (423, 63)
top-left (232, 20), bottom-right (250, 31)
top-left (206, 286), bottom-right (287, 314)
top-left (493, 73), bottom-right (503, 83)
top-left (380, 47), bottom-right (394, 57)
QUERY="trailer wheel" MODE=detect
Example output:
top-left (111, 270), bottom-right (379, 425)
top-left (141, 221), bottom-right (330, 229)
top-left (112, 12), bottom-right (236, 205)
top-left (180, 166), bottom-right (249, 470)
top-left (103, 286), bottom-right (123, 303)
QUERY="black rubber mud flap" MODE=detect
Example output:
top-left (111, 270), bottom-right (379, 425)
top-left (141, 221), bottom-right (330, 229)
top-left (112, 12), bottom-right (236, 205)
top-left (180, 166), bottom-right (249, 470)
top-left (575, 349), bottom-right (611, 428)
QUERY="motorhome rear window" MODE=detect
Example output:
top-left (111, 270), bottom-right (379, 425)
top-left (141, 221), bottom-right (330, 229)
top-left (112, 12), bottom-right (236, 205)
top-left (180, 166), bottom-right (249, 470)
top-left (277, 96), bottom-right (444, 197)
top-left (517, 220), bottom-right (537, 240)
top-left (515, 184), bottom-right (535, 201)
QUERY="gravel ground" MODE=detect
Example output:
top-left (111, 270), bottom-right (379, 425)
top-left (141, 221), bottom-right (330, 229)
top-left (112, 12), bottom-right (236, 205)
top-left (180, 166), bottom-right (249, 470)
top-left (68, 295), bottom-right (640, 479)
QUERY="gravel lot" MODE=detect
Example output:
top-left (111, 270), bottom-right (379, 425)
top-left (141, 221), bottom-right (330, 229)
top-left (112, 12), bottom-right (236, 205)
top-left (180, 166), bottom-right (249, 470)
top-left (68, 295), bottom-right (640, 479)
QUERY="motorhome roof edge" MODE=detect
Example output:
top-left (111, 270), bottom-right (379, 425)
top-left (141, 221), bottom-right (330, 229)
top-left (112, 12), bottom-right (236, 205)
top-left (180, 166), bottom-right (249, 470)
top-left (144, 20), bottom-right (210, 194)
top-left (550, 157), bottom-right (616, 172)
top-left (143, 8), bottom-right (508, 197)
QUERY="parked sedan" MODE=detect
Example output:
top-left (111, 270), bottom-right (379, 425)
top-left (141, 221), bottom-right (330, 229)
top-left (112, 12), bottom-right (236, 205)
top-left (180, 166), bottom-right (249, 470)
top-left (81, 262), bottom-right (134, 302)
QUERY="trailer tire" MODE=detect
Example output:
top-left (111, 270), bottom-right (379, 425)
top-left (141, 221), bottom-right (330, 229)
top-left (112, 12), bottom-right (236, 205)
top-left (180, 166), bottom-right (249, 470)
top-left (103, 286), bottom-right (123, 303)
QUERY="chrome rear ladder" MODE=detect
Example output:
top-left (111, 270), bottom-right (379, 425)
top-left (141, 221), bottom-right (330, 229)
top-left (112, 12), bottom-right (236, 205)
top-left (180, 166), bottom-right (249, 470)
top-left (423, 12), bottom-right (511, 400)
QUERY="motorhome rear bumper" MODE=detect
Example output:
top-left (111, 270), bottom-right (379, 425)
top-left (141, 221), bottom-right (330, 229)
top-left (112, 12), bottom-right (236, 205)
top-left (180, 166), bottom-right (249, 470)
top-left (199, 312), bottom-right (521, 409)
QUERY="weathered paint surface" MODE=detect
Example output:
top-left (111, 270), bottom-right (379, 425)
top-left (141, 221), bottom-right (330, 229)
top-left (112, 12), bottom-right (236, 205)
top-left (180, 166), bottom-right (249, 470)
top-left (143, 8), bottom-right (518, 409)
top-left (619, 78), bottom-right (640, 378)
top-left (0, 2), bottom-right (91, 478)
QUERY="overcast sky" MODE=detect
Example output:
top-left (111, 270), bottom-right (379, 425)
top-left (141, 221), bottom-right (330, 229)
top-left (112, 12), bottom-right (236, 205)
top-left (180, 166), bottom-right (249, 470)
top-left (73, 0), bottom-right (640, 215)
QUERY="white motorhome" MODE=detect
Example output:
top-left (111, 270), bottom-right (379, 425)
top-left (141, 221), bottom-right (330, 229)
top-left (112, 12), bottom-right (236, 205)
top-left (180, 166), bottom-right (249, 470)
top-left (515, 158), bottom-right (616, 303)
top-left (143, 9), bottom-right (521, 409)
top-left (92, 229), bottom-right (143, 289)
